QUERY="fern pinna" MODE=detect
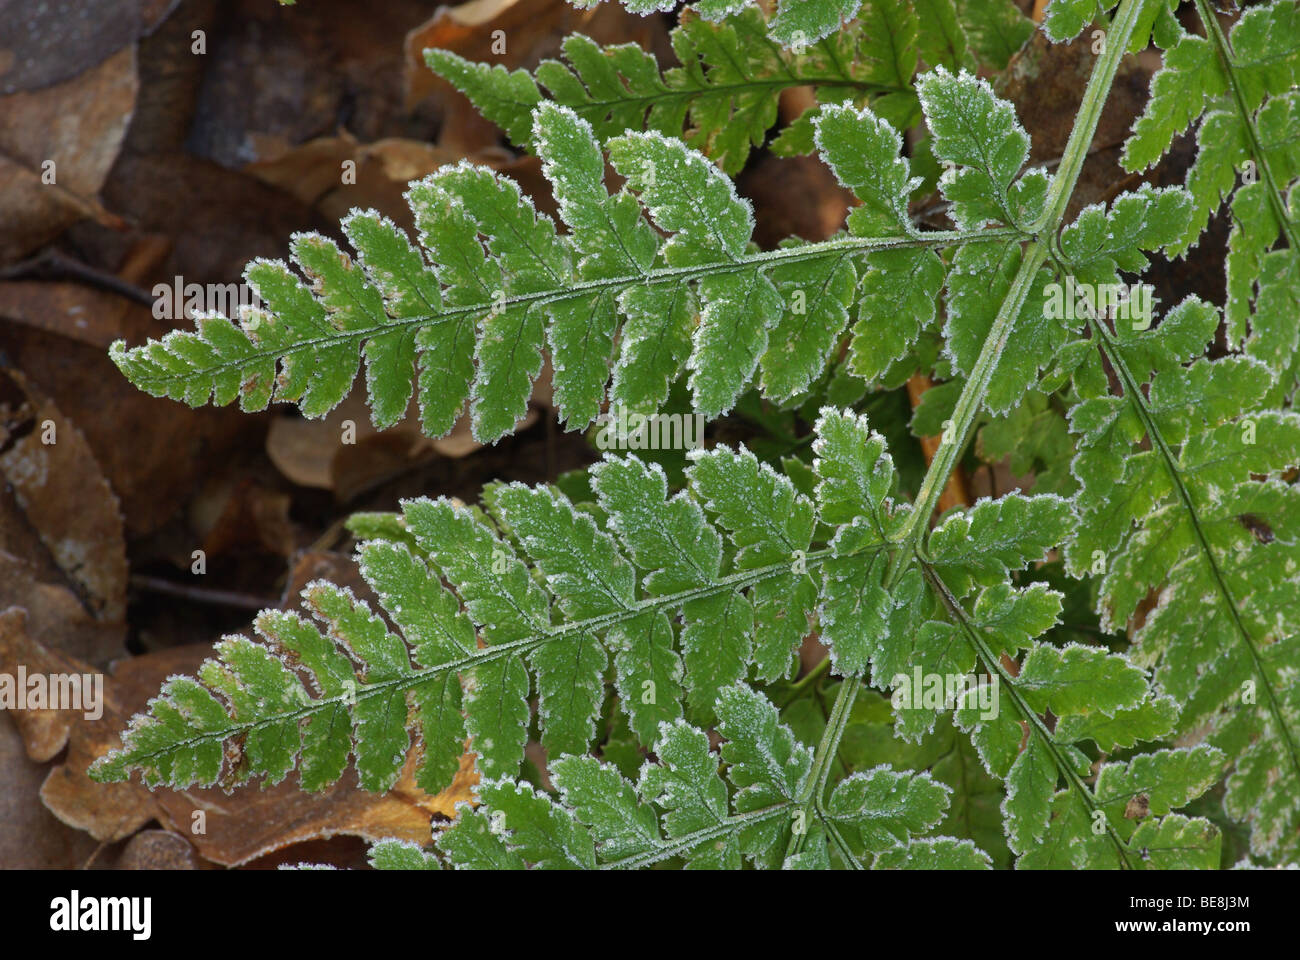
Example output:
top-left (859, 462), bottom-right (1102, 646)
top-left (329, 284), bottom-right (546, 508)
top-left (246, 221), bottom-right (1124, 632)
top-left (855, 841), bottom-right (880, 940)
top-left (98, 0), bottom-right (1300, 868)
top-left (426, 2), bottom-right (1032, 176)
top-left (108, 77), bottom-right (1032, 441)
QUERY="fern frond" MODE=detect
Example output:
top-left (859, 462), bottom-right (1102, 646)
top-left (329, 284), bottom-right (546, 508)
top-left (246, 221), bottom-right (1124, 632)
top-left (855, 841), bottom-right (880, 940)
top-left (88, 411), bottom-right (834, 790)
top-left (810, 409), bottom-right (1214, 867)
top-left (913, 562), bottom-right (1223, 869)
top-left (790, 407), bottom-right (1218, 867)
top-left (100, 0), bottom-right (1284, 869)
top-left (92, 398), bottom-right (1225, 866)
top-left (764, 0), bottom-right (1028, 57)
top-left (111, 74), bottom-right (1041, 442)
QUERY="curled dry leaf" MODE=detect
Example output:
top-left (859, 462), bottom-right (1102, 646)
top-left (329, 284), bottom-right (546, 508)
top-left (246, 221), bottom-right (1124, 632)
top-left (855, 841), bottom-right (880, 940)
top-left (0, 608), bottom-right (87, 763)
top-left (405, 0), bottom-right (537, 108)
top-left (0, 370), bottom-right (128, 625)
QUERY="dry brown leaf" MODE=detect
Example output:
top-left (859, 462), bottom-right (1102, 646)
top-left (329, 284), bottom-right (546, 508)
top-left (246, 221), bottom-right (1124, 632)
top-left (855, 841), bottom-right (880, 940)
top-left (404, 0), bottom-right (536, 108)
top-left (265, 386), bottom-right (538, 498)
top-left (154, 751), bottom-right (477, 867)
top-left (32, 639), bottom-right (195, 844)
top-left (740, 153), bottom-right (856, 247)
top-left (0, 608), bottom-right (84, 763)
top-left (364, 137), bottom-right (502, 183)
top-left (0, 718), bottom-right (100, 869)
top-left (0, 552), bottom-right (126, 669)
top-left (281, 549), bottom-right (370, 602)
top-left (1, 604), bottom-right (163, 849)
top-left (0, 307), bottom-right (262, 539)
top-left (243, 132), bottom-right (367, 207)
top-left (266, 416), bottom-right (345, 491)
top-left (188, 480), bottom-right (298, 561)
top-left (181, 0), bottom-right (345, 170)
top-left (99, 148), bottom-right (331, 283)
top-left (244, 133), bottom-right (518, 235)
top-left (0, 281), bottom-right (143, 350)
top-left (0, 370), bottom-right (128, 624)
top-left (0, 45), bottom-right (138, 262)
top-left (997, 29), bottom-right (1150, 218)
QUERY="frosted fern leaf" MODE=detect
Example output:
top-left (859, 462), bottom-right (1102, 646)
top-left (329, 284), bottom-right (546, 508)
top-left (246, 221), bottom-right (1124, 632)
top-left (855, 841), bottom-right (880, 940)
top-left (111, 72), bottom-right (1051, 442)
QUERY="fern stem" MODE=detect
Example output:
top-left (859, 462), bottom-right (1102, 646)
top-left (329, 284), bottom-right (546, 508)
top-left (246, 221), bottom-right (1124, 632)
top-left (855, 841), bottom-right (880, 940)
top-left (1192, 0), bottom-right (1300, 254)
top-left (890, 244), bottom-right (1046, 585)
top-left (120, 228), bottom-right (1018, 393)
top-left (806, 667), bottom-right (859, 804)
top-left (886, 0), bottom-right (1151, 580)
top-left (793, 0), bottom-right (1153, 868)
top-left (821, 818), bottom-right (865, 869)
top-left (776, 654), bottom-right (831, 707)
top-left (784, 662), bottom-right (860, 862)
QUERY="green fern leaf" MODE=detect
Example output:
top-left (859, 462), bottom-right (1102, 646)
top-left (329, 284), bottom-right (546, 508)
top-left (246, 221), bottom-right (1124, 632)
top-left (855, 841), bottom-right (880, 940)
top-left (687, 445), bottom-right (818, 680)
top-left (1120, 1), bottom-right (1300, 269)
top-left (429, 8), bottom-right (910, 176)
top-left (114, 76), bottom-right (1043, 443)
top-left (874, 836), bottom-right (991, 868)
top-left (594, 454), bottom-right (752, 722)
top-left (916, 66), bottom-right (1031, 231)
top-left (1129, 814), bottom-right (1222, 870)
top-left (368, 839), bottom-right (443, 870)
top-left (955, 0), bottom-right (1033, 69)
top-left (1121, 33), bottom-right (1225, 173)
top-left (927, 493), bottom-right (1072, 596)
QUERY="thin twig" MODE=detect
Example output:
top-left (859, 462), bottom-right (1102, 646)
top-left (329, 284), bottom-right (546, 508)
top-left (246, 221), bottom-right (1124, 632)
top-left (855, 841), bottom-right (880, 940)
top-left (130, 574), bottom-right (275, 611)
top-left (0, 249), bottom-right (156, 306)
